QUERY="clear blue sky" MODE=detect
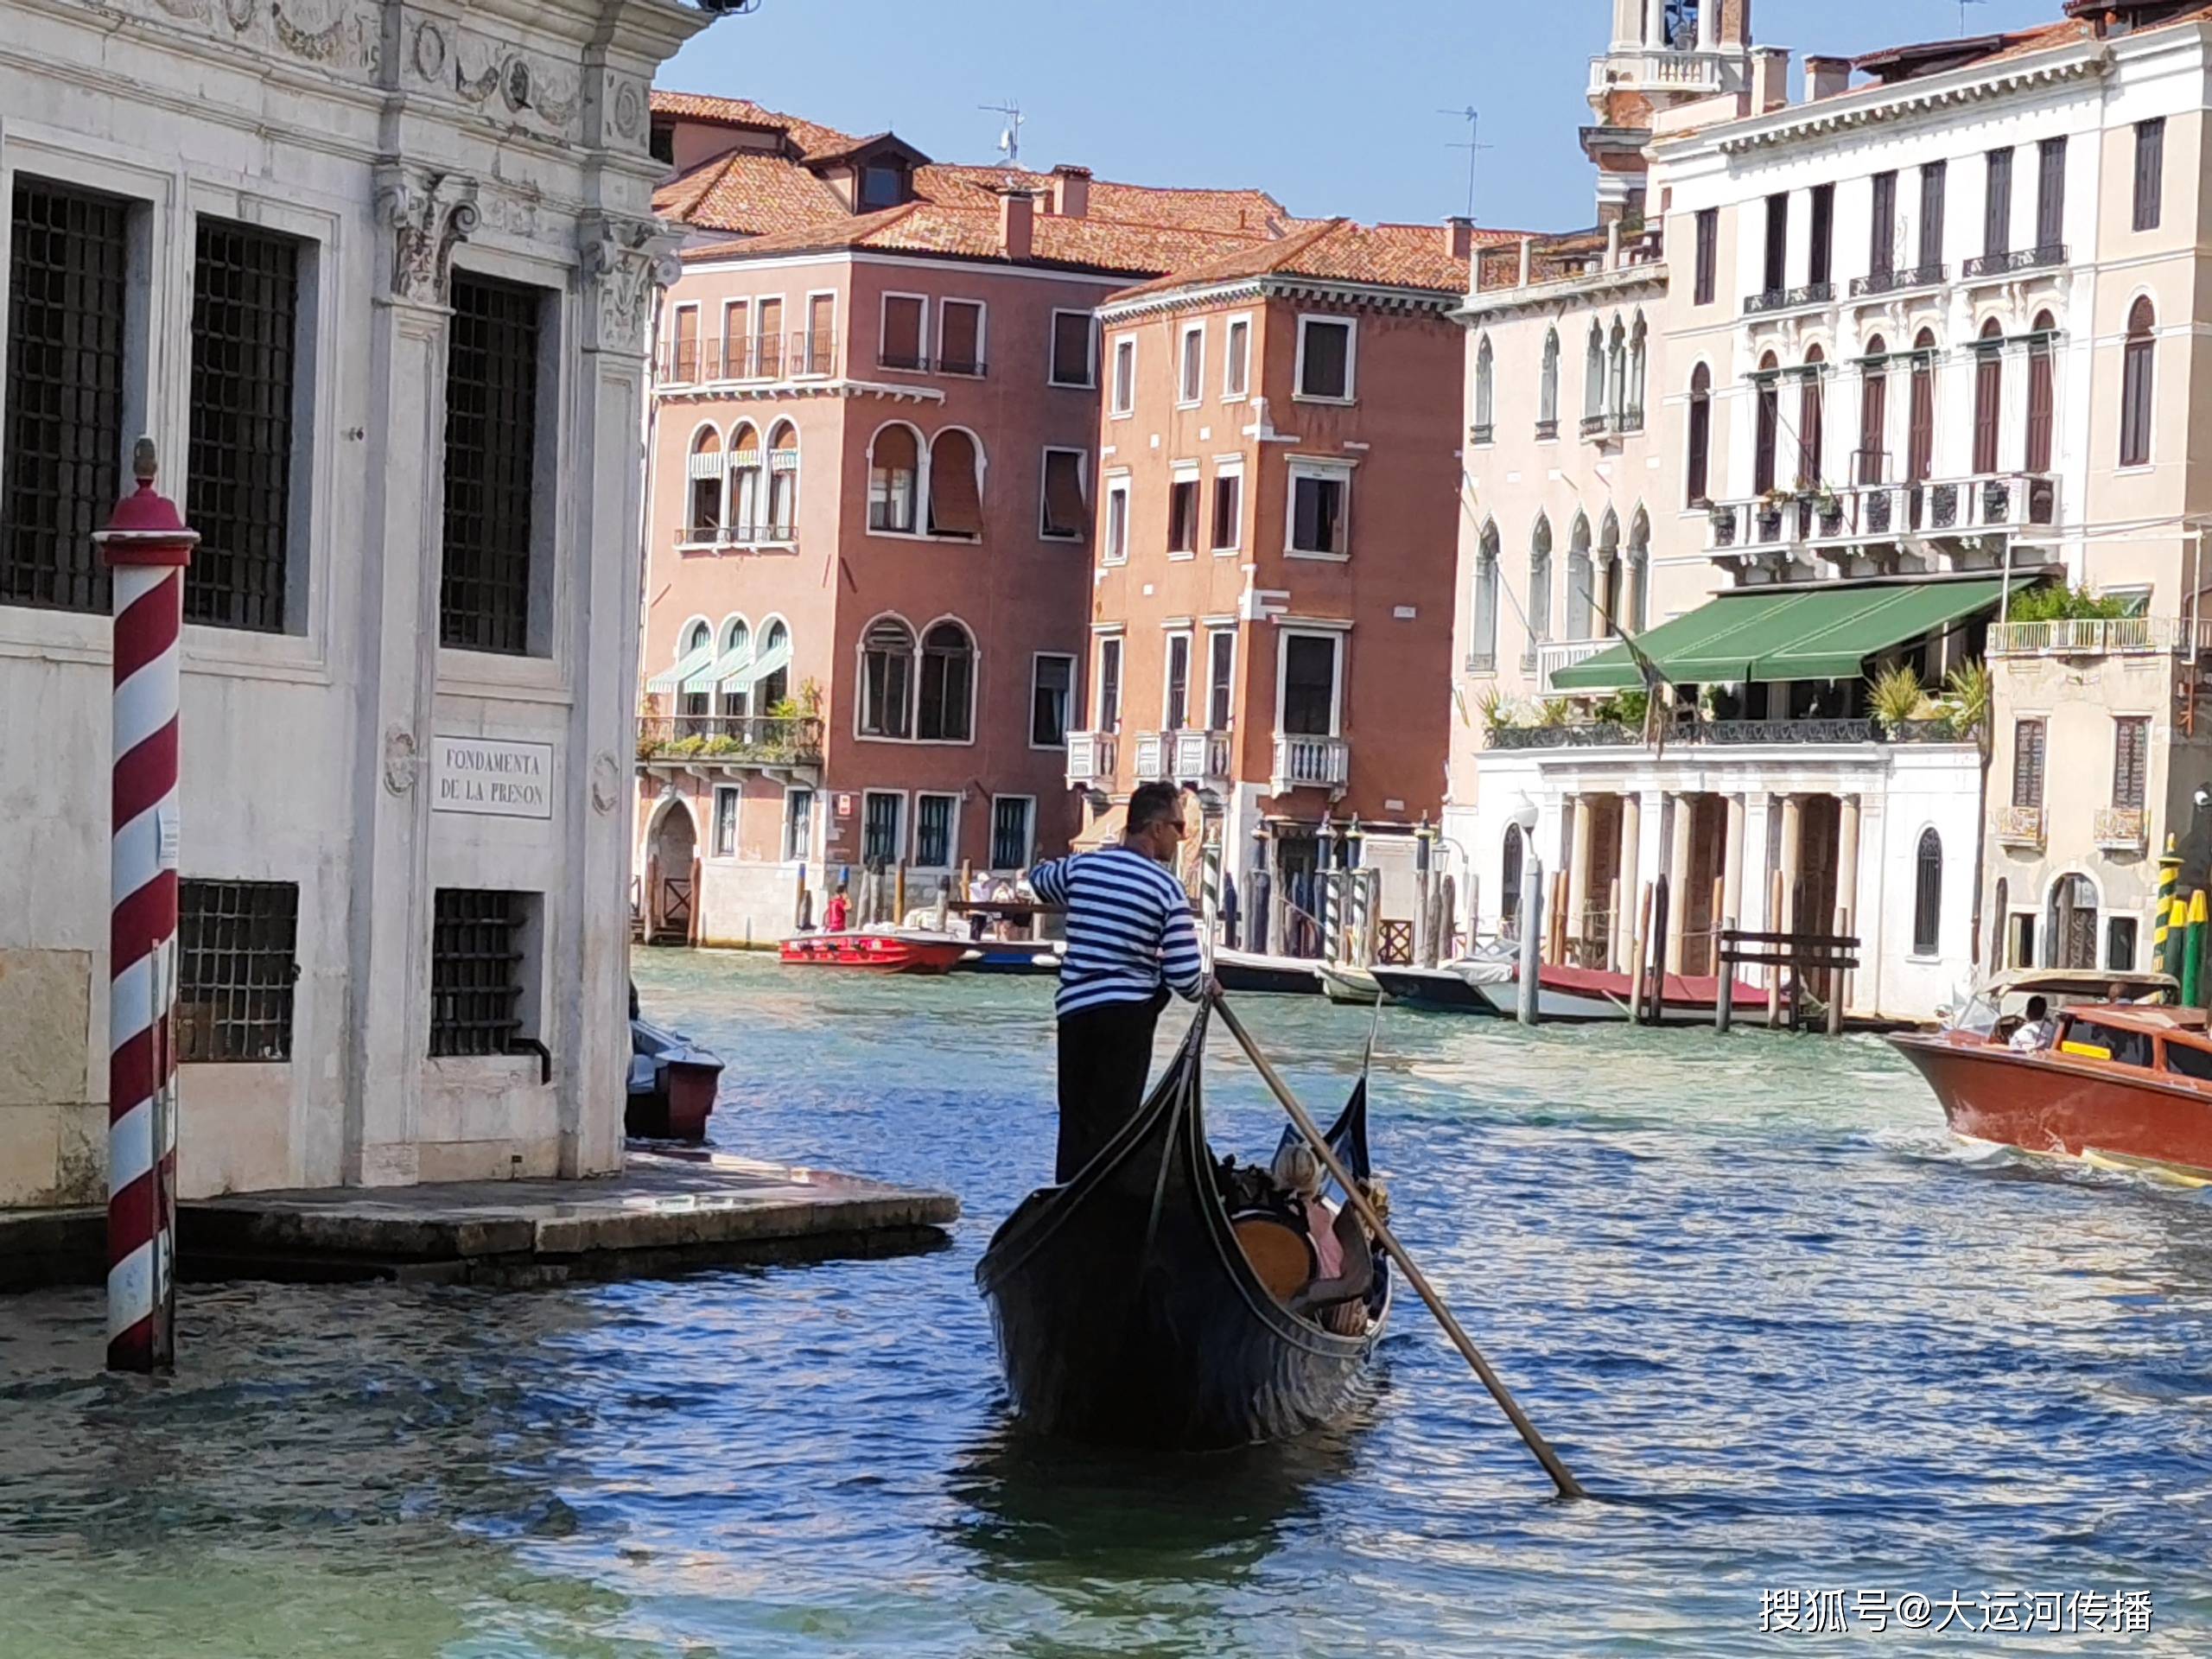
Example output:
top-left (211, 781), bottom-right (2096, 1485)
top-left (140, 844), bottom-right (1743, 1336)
top-left (661, 1), bottom-right (2057, 232)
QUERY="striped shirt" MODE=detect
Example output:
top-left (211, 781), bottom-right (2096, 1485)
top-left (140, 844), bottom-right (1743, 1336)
top-left (1031, 846), bottom-right (1205, 1018)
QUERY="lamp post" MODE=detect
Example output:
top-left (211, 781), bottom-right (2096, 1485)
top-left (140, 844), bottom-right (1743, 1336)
top-left (95, 438), bottom-right (198, 1375)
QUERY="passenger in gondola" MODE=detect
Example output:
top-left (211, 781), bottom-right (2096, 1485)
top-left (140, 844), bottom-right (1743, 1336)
top-left (1269, 1141), bottom-right (1382, 1336)
top-left (1027, 782), bottom-right (1207, 1180)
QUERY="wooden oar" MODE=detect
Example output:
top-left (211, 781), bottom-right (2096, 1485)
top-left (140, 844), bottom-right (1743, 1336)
top-left (1209, 987), bottom-right (1589, 1500)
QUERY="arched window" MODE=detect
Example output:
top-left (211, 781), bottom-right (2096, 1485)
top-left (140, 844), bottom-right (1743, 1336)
top-left (1584, 321), bottom-right (1605, 422)
top-left (766, 421), bottom-right (799, 539)
top-left (1973, 318), bottom-right (2004, 475)
top-left (1473, 336), bottom-right (1495, 438)
top-left (859, 616), bottom-right (914, 738)
top-left (717, 615), bottom-right (752, 720)
top-left (1606, 318), bottom-right (1628, 420)
top-left (1471, 521), bottom-right (1500, 669)
top-left (756, 618), bottom-right (791, 711)
top-left (1908, 328), bottom-right (1936, 484)
top-left (1797, 346), bottom-right (1825, 488)
top-left (1913, 829), bottom-right (1943, 957)
top-left (1500, 823), bottom-right (1525, 938)
top-left (2026, 310), bottom-right (2056, 473)
top-left (689, 426), bottom-right (723, 539)
top-left (729, 422), bottom-right (763, 538)
top-left (1858, 335), bottom-right (1888, 483)
top-left (1566, 514), bottom-right (1593, 641)
top-left (1538, 329), bottom-right (1560, 431)
top-left (1525, 516), bottom-right (1553, 665)
top-left (1626, 508), bottom-right (1650, 634)
top-left (927, 429), bottom-right (983, 537)
top-left (868, 423), bottom-right (920, 533)
top-left (1597, 511), bottom-right (1622, 637)
top-left (2121, 296), bottom-right (2155, 467)
top-left (1685, 362), bottom-right (1712, 505)
top-left (679, 618), bottom-right (712, 719)
top-left (917, 620), bottom-right (976, 742)
top-left (1753, 351), bottom-right (1780, 494)
top-left (1627, 316), bottom-right (1648, 427)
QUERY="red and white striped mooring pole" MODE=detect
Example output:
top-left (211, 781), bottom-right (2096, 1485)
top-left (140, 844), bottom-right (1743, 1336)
top-left (96, 438), bottom-right (197, 1374)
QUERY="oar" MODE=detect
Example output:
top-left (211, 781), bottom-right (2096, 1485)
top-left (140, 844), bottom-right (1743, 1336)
top-left (1208, 987), bottom-right (1589, 1500)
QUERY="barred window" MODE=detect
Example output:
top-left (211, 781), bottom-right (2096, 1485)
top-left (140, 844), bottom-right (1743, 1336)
top-left (990, 797), bottom-right (1033, 870)
top-left (187, 218), bottom-right (300, 632)
top-left (429, 888), bottom-right (528, 1058)
top-left (177, 880), bottom-right (299, 1062)
top-left (3, 177), bottom-right (129, 613)
top-left (441, 272), bottom-right (543, 654)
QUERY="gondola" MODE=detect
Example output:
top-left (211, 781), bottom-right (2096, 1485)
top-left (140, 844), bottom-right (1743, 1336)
top-left (976, 1005), bottom-right (1389, 1449)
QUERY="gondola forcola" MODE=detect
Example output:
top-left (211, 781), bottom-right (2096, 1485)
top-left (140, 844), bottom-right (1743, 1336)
top-left (975, 1001), bottom-right (1388, 1451)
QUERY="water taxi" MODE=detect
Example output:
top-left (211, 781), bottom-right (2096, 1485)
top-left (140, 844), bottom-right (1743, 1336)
top-left (778, 929), bottom-right (969, 974)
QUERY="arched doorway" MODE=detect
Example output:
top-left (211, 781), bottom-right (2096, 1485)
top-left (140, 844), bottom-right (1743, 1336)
top-left (2047, 874), bottom-right (2097, 969)
top-left (647, 796), bottom-right (699, 944)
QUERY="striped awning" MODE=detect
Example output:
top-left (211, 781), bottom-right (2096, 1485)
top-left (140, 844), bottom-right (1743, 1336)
top-left (684, 640), bottom-right (753, 694)
top-left (687, 449), bottom-right (725, 480)
top-left (645, 639), bottom-right (717, 693)
top-left (738, 636), bottom-right (792, 688)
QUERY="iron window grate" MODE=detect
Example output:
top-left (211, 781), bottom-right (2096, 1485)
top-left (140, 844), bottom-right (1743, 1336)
top-left (3, 176), bottom-right (128, 614)
top-left (441, 272), bottom-right (542, 654)
top-left (177, 880), bottom-right (299, 1063)
top-left (429, 888), bottom-right (526, 1058)
top-left (186, 218), bottom-right (299, 632)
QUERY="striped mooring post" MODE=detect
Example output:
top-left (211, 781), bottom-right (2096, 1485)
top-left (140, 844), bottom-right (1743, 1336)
top-left (2156, 836), bottom-right (2181, 976)
top-left (96, 439), bottom-right (197, 1375)
top-left (2185, 889), bottom-right (2208, 1008)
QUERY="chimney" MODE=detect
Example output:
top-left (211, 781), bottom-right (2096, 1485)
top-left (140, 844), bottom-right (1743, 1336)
top-left (1518, 236), bottom-right (1533, 287)
top-left (997, 187), bottom-right (1035, 261)
top-left (1050, 164), bottom-right (1091, 219)
top-left (1751, 46), bottom-right (1792, 113)
top-left (1804, 54), bottom-right (1849, 102)
top-left (1446, 215), bottom-right (1476, 264)
top-left (1605, 219), bottom-right (1622, 269)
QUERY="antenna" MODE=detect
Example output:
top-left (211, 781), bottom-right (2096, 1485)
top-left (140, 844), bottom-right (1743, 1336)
top-left (1957, 0), bottom-right (1986, 35)
top-left (1439, 106), bottom-right (1493, 222)
top-left (980, 99), bottom-right (1026, 167)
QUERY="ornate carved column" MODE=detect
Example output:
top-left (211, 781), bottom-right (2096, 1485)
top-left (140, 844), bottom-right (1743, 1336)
top-left (343, 163), bottom-right (479, 1185)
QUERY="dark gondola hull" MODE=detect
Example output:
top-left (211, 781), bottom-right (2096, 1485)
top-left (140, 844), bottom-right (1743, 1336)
top-left (1368, 964), bottom-right (1499, 1013)
top-left (976, 1012), bottom-right (1384, 1449)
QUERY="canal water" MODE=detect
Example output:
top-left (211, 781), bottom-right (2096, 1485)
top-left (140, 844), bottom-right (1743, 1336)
top-left (6, 951), bottom-right (2212, 1656)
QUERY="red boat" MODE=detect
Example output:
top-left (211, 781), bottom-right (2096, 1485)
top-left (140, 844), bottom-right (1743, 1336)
top-left (778, 929), bottom-right (969, 974)
top-left (1889, 969), bottom-right (2212, 1178)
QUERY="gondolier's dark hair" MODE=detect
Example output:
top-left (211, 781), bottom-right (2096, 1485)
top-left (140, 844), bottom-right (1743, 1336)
top-left (1127, 781), bottom-right (1183, 830)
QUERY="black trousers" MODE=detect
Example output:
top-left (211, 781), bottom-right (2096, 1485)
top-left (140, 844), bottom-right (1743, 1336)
top-left (1056, 990), bottom-right (1168, 1182)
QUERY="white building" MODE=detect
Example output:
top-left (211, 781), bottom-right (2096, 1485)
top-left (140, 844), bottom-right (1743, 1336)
top-left (0, 0), bottom-right (721, 1207)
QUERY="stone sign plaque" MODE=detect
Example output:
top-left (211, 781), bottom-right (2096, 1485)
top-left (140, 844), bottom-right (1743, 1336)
top-left (433, 735), bottom-right (555, 820)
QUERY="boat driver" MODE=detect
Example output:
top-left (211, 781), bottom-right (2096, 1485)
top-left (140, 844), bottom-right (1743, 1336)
top-left (1027, 782), bottom-right (1208, 1180)
top-left (2009, 995), bottom-right (2056, 1052)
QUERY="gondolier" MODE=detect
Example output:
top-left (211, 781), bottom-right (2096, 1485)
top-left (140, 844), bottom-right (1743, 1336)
top-left (1027, 782), bottom-right (1206, 1180)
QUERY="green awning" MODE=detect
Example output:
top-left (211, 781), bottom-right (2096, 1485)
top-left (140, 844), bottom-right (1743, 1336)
top-left (1550, 576), bottom-right (2024, 690)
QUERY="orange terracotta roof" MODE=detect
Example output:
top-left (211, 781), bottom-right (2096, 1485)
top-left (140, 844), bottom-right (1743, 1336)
top-left (649, 90), bottom-right (859, 163)
top-left (653, 149), bottom-right (848, 238)
top-left (1111, 218), bottom-right (1487, 302)
top-left (912, 164), bottom-right (1290, 234)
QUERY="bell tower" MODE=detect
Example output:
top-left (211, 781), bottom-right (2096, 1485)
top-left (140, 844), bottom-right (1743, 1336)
top-left (1585, 0), bottom-right (1756, 220)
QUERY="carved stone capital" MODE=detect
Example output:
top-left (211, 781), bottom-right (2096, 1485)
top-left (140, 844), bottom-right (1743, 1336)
top-left (578, 213), bottom-right (682, 355)
top-left (374, 166), bottom-right (480, 306)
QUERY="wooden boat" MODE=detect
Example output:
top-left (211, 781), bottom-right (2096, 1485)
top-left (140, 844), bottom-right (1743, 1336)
top-left (1369, 958), bottom-right (1515, 1013)
top-left (778, 929), bottom-right (969, 973)
top-left (1464, 962), bottom-right (1769, 1024)
top-left (1317, 962), bottom-right (1383, 1004)
top-left (957, 941), bottom-right (1065, 976)
top-left (976, 1007), bottom-right (1389, 1448)
top-left (1213, 947), bottom-right (1324, 995)
top-left (1890, 969), bottom-right (2212, 1174)
top-left (626, 1015), bottom-right (723, 1141)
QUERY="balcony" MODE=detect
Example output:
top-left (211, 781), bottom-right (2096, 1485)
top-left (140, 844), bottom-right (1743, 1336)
top-left (677, 520), bottom-right (799, 554)
top-left (2094, 805), bottom-right (2148, 854)
top-left (1534, 418), bottom-right (1559, 441)
top-left (1847, 262), bottom-right (1946, 299)
top-left (1586, 47), bottom-right (1739, 101)
top-left (1995, 804), bottom-right (2046, 850)
top-left (1743, 282), bottom-right (1834, 317)
top-left (1134, 728), bottom-right (1231, 786)
top-left (1535, 638), bottom-right (1614, 695)
top-left (1065, 729), bottom-right (1117, 789)
top-left (1963, 244), bottom-right (2066, 281)
top-left (658, 330), bottom-right (837, 388)
top-left (1705, 472), bottom-right (2059, 566)
top-left (1271, 734), bottom-right (1351, 796)
top-left (874, 351), bottom-right (988, 378)
top-left (1485, 717), bottom-right (1966, 752)
top-left (1986, 616), bottom-right (2212, 658)
top-left (636, 714), bottom-right (823, 772)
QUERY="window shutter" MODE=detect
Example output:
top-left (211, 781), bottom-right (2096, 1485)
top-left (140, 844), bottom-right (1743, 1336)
top-left (1043, 451), bottom-right (1086, 537)
top-left (1754, 379), bottom-right (1778, 493)
top-left (1858, 365), bottom-right (1887, 482)
top-left (2026, 339), bottom-right (2054, 472)
top-left (2135, 119), bottom-right (2164, 232)
top-left (1869, 173), bottom-right (1896, 273)
top-left (1919, 162), bottom-right (1945, 269)
top-left (2037, 138), bottom-right (2066, 250)
top-left (1983, 148), bottom-right (2012, 258)
top-left (882, 297), bottom-right (922, 366)
top-left (1797, 372), bottom-right (1823, 487)
top-left (2014, 720), bottom-right (2046, 809)
top-left (1686, 391), bottom-right (1711, 505)
top-left (2114, 717), bottom-right (2148, 809)
top-left (1808, 185), bottom-right (1834, 286)
top-left (940, 301), bottom-right (982, 372)
top-left (927, 432), bottom-right (983, 535)
top-left (1974, 349), bottom-right (2002, 475)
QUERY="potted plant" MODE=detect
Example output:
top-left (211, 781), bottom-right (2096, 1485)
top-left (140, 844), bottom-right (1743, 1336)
top-left (1866, 663), bottom-right (1930, 736)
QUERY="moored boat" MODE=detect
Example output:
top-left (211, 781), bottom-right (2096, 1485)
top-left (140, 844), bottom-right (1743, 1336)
top-left (626, 986), bottom-right (724, 1141)
top-left (956, 941), bottom-right (1065, 976)
top-left (1213, 948), bottom-right (1324, 995)
top-left (1316, 962), bottom-right (1383, 1004)
top-left (976, 1007), bottom-right (1388, 1448)
top-left (778, 929), bottom-right (969, 974)
top-left (1369, 958), bottom-right (1514, 1013)
top-left (1464, 962), bottom-right (1769, 1023)
top-left (1891, 969), bottom-right (2209, 1174)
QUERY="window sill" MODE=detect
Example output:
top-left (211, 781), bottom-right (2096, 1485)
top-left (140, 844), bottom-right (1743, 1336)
top-left (1292, 393), bottom-right (1356, 407)
top-left (1039, 532), bottom-right (1085, 544)
top-left (1109, 409), bottom-right (1135, 421)
top-left (1168, 550), bottom-right (1197, 562)
top-left (1211, 545), bottom-right (1240, 557)
top-left (1102, 555), bottom-right (1129, 567)
top-left (1049, 378), bottom-right (1096, 391)
top-left (1285, 549), bottom-right (1351, 563)
top-left (2113, 464), bottom-right (2156, 478)
top-left (1176, 398), bottom-right (1203, 410)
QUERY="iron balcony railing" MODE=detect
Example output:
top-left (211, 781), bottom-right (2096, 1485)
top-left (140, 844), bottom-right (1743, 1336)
top-left (678, 521), bottom-right (799, 551)
top-left (1963, 244), bottom-right (2066, 280)
top-left (661, 330), bottom-right (838, 385)
top-left (1707, 471), bottom-right (2059, 556)
top-left (874, 350), bottom-right (988, 378)
top-left (1744, 282), bottom-right (1834, 316)
top-left (637, 714), bottom-right (823, 766)
top-left (1848, 262), bottom-right (1946, 298)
